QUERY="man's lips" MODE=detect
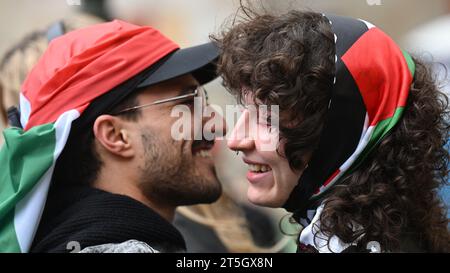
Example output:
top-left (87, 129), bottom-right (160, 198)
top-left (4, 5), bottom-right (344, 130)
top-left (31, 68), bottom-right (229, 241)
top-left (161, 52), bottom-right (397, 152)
top-left (192, 139), bottom-right (214, 157)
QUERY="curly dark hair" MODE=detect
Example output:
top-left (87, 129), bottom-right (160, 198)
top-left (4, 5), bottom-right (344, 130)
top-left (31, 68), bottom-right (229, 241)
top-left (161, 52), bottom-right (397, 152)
top-left (215, 9), bottom-right (334, 171)
top-left (212, 7), bottom-right (450, 252)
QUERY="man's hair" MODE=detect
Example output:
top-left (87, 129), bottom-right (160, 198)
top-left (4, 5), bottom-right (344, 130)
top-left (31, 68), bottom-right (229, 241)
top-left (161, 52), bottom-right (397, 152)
top-left (52, 91), bottom-right (142, 187)
top-left (213, 8), bottom-right (450, 252)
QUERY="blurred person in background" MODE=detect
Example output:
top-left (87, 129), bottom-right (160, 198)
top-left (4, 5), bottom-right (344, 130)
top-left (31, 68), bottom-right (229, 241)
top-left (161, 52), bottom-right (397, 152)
top-left (213, 5), bottom-right (449, 252)
top-left (175, 192), bottom-right (292, 252)
top-left (403, 0), bottom-right (450, 95)
top-left (0, 0), bottom-right (106, 136)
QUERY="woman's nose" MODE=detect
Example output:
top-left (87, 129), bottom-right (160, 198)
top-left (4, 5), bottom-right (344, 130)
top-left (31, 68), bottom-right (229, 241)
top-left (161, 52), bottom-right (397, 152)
top-left (227, 110), bottom-right (255, 152)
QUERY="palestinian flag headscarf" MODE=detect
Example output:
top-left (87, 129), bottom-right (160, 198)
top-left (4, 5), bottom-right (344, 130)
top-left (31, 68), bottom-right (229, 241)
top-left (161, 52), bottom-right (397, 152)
top-left (0, 20), bottom-right (218, 252)
top-left (283, 14), bottom-right (416, 219)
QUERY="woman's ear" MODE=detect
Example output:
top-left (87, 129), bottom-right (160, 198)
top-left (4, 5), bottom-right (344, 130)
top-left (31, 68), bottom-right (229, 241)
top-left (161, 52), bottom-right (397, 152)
top-left (93, 115), bottom-right (135, 158)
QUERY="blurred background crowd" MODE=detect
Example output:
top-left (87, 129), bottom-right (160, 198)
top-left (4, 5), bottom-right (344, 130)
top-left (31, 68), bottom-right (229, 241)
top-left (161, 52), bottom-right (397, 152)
top-left (0, 0), bottom-right (449, 252)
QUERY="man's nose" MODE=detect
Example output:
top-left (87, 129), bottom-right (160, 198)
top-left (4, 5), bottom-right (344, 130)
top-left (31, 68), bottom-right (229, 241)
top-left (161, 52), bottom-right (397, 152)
top-left (227, 110), bottom-right (255, 152)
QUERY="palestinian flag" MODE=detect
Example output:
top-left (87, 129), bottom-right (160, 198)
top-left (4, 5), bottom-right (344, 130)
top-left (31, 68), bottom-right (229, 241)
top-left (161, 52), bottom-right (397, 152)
top-left (0, 20), bottom-right (179, 252)
top-left (284, 15), bottom-right (416, 213)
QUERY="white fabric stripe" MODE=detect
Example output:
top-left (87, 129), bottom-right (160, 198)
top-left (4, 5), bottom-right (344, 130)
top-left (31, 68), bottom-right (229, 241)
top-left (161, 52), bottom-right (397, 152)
top-left (314, 113), bottom-right (372, 196)
top-left (358, 19), bottom-right (376, 30)
top-left (19, 93), bottom-right (31, 128)
top-left (340, 113), bottom-right (371, 171)
top-left (14, 162), bottom-right (55, 252)
top-left (14, 109), bottom-right (79, 252)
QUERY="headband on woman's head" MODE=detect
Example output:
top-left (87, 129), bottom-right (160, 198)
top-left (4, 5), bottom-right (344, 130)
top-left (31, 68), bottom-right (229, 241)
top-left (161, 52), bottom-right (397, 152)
top-left (283, 14), bottom-right (416, 217)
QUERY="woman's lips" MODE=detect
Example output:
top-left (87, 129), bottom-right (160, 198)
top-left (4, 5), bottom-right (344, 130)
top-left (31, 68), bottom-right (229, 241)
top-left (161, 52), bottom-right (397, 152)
top-left (246, 169), bottom-right (273, 184)
top-left (242, 157), bottom-right (272, 184)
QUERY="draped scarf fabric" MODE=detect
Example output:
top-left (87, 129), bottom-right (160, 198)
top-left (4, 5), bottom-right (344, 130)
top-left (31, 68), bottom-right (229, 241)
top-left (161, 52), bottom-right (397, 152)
top-left (283, 15), bottom-right (416, 220)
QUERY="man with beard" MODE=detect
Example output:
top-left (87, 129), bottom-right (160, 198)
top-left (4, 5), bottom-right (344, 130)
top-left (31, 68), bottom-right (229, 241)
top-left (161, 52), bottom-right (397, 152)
top-left (0, 20), bottom-right (223, 253)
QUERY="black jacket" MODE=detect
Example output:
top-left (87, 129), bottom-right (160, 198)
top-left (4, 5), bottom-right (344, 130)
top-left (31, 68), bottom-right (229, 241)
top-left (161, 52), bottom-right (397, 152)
top-left (31, 186), bottom-right (186, 253)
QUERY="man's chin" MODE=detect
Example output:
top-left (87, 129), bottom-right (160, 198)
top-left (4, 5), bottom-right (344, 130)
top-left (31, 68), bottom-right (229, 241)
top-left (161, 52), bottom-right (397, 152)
top-left (202, 171), bottom-right (223, 203)
top-left (197, 178), bottom-right (222, 203)
top-left (182, 178), bottom-right (222, 205)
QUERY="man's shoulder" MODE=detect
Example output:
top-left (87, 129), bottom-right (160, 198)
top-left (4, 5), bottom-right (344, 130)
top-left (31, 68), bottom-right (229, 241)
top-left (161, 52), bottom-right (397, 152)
top-left (31, 186), bottom-right (186, 253)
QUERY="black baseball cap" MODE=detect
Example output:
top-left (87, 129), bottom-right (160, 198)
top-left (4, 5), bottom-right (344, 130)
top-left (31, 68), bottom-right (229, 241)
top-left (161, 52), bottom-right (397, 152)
top-left (137, 42), bottom-right (219, 88)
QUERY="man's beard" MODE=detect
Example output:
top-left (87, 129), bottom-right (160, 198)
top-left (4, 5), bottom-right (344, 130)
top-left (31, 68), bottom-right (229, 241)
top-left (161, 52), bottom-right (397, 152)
top-left (137, 128), bottom-right (222, 207)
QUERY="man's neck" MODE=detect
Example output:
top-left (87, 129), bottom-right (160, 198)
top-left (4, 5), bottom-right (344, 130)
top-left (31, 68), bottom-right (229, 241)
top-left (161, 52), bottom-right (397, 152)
top-left (130, 191), bottom-right (176, 222)
top-left (93, 172), bottom-right (176, 222)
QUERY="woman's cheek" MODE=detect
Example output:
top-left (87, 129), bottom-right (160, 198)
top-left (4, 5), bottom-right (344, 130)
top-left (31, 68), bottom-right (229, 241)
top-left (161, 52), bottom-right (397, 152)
top-left (253, 124), bottom-right (279, 153)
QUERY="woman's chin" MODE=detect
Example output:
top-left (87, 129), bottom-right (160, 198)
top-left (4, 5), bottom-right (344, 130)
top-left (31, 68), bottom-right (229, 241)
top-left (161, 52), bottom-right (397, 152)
top-left (247, 187), bottom-right (284, 208)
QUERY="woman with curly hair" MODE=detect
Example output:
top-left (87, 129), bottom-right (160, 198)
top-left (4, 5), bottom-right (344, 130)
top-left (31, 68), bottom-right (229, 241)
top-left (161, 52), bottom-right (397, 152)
top-left (213, 8), bottom-right (449, 252)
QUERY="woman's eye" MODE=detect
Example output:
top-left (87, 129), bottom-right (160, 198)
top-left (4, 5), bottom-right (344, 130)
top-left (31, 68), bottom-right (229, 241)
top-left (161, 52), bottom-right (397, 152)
top-left (259, 115), bottom-right (277, 133)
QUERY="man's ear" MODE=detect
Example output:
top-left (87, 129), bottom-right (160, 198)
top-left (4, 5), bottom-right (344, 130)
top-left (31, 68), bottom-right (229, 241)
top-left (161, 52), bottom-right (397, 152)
top-left (93, 115), bottom-right (135, 158)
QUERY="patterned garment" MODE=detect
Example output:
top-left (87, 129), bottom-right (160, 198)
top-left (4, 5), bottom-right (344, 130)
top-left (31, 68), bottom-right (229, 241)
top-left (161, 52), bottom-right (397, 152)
top-left (297, 205), bottom-right (364, 253)
top-left (284, 14), bottom-right (415, 221)
top-left (79, 240), bottom-right (159, 253)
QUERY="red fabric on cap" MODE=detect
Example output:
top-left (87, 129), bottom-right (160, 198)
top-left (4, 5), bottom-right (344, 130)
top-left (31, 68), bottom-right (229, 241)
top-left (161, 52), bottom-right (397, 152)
top-left (341, 28), bottom-right (412, 127)
top-left (22, 20), bottom-right (179, 131)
